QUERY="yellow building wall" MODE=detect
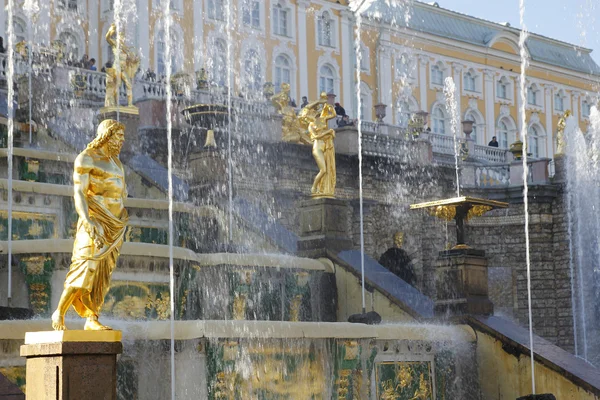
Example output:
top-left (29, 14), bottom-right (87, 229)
top-left (335, 264), bottom-right (416, 323)
top-left (477, 332), bottom-right (599, 400)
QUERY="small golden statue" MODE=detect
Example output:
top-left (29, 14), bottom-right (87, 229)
top-left (556, 109), bottom-right (571, 156)
top-left (104, 23), bottom-right (140, 111)
top-left (271, 83), bottom-right (311, 144)
top-left (303, 92), bottom-right (337, 198)
top-left (51, 119), bottom-right (129, 331)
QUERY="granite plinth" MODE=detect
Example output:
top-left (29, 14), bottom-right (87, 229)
top-left (435, 250), bottom-right (493, 317)
top-left (297, 198), bottom-right (353, 258)
top-left (516, 395), bottom-right (556, 400)
top-left (0, 306), bottom-right (33, 320)
top-left (20, 331), bottom-right (122, 400)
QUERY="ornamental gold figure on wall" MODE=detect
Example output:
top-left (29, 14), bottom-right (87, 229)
top-left (51, 119), bottom-right (128, 331)
top-left (104, 23), bottom-right (140, 112)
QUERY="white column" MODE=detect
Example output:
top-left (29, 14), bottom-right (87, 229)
top-left (483, 69), bottom-right (495, 144)
top-left (88, 1), bottom-right (99, 60)
top-left (138, 0), bottom-right (150, 70)
top-left (418, 55), bottom-right (428, 111)
top-left (452, 62), bottom-right (462, 117)
top-left (298, 0), bottom-right (310, 100)
top-left (193, 0), bottom-right (204, 71)
top-left (378, 44), bottom-right (393, 124)
top-left (545, 86), bottom-right (554, 156)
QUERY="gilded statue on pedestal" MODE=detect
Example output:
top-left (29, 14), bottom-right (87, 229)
top-left (271, 83), bottom-right (311, 144)
top-left (556, 109), bottom-right (571, 155)
top-left (104, 23), bottom-right (140, 111)
top-left (301, 92), bottom-right (337, 198)
top-left (51, 119), bottom-right (129, 331)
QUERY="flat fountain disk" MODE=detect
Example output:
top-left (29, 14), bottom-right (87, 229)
top-left (409, 196), bottom-right (508, 210)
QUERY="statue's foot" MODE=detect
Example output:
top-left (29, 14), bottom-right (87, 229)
top-left (84, 318), bottom-right (112, 331)
top-left (51, 310), bottom-right (67, 331)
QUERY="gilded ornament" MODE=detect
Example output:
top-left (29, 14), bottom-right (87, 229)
top-left (409, 373), bottom-right (431, 400)
top-left (556, 110), bottom-right (571, 155)
top-left (466, 205), bottom-right (493, 221)
top-left (51, 119), bottom-right (128, 331)
top-left (289, 294), bottom-right (303, 322)
top-left (397, 364), bottom-right (413, 388)
top-left (271, 83), bottom-right (311, 143)
top-left (232, 293), bottom-right (247, 320)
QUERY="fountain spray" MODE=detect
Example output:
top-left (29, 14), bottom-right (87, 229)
top-left (443, 76), bottom-right (461, 197)
top-left (518, 0), bottom-right (536, 393)
top-left (6, 0), bottom-right (15, 306)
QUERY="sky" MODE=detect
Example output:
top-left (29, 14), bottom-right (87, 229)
top-left (435, 0), bottom-right (600, 64)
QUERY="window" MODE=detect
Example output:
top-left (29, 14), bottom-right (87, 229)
top-left (497, 79), bottom-right (508, 99)
top-left (527, 85), bottom-right (538, 105)
top-left (497, 119), bottom-right (510, 148)
top-left (431, 65), bottom-right (443, 86)
top-left (58, 0), bottom-right (78, 11)
top-left (554, 92), bottom-right (564, 112)
top-left (319, 64), bottom-right (335, 94)
top-left (432, 106), bottom-right (446, 134)
top-left (274, 54), bottom-right (291, 93)
top-left (582, 100), bottom-right (592, 118)
top-left (360, 44), bottom-right (369, 72)
top-left (244, 50), bottom-right (262, 92)
top-left (359, 83), bottom-right (372, 121)
top-left (156, 29), bottom-right (181, 75)
top-left (211, 39), bottom-right (227, 86)
top-left (464, 72), bottom-right (476, 92)
top-left (318, 11), bottom-right (333, 47)
top-left (396, 54), bottom-right (409, 78)
top-left (528, 125), bottom-right (540, 158)
top-left (12, 18), bottom-right (27, 43)
top-left (397, 101), bottom-right (410, 128)
top-left (208, 0), bottom-right (225, 21)
top-left (273, 4), bottom-right (289, 36)
top-left (242, 0), bottom-right (260, 28)
top-left (59, 31), bottom-right (80, 60)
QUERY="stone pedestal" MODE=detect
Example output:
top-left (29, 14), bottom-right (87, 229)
top-left (297, 198), bottom-right (353, 258)
top-left (434, 248), bottom-right (493, 317)
top-left (97, 108), bottom-right (140, 159)
top-left (20, 331), bottom-right (122, 400)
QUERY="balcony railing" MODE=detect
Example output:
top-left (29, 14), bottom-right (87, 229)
top-left (474, 144), bottom-right (508, 163)
top-left (429, 132), bottom-right (457, 155)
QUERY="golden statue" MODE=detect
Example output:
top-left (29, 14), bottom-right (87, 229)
top-left (271, 83), bottom-right (311, 144)
top-left (51, 119), bottom-right (129, 331)
top-left (104, 23), bottom-right (140, 110)
top-left (303, 92), bottom-right (337, 198)
top-left (556, 109), bottom-right (571, 155)
top-left (409, 373), bottom-right (431, 400)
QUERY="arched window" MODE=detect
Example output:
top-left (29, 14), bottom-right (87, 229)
top-left (242, 0), bottom-right (260, 28)
top-left (210, 39), bottom-right (227, 86)
top-left (59, 31), bottom-right (80, 60)
top-left (244, 49), bottom-right (262, 92)
top-left (208, 0), bottom-right (225, 21)
top-left (497, 119), bottom-right (510, 148)
top-left (464, 71), bottom-right (476, 92)
top-left (431, 64), bottom-right (444, 86)
top-left (319, 64), bottom-right (335, 94)
top-left (274, 54), bottom-right (291, 93)
top-left (528, 125), bottom-right (541, 158)
top-left (396, 101), bottom-right (410, 128)
top-left (156, 28), bottom-right (182, 75)
top-left (432, 105), bottom-right (446, 134)
top-left (318, 11), bottom-right (333, 47)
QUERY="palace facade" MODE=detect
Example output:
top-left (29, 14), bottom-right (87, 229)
top-left (2, 0), bottom-right (599, 159)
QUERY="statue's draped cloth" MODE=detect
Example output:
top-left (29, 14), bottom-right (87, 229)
top-left (64, 195), bottom-right (128, 317)
top-left (317, 133), bottom-right (336, 195)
